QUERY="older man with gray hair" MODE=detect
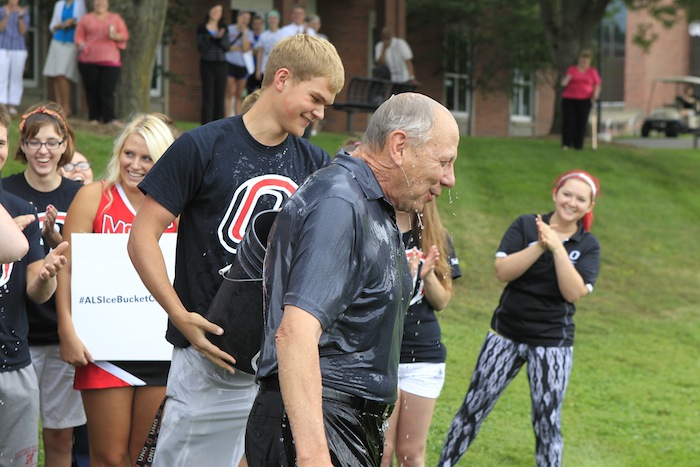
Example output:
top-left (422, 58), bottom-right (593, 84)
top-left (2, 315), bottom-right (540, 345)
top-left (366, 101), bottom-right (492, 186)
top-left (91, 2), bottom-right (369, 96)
top-left (245, 92), bottom-right (460, 466)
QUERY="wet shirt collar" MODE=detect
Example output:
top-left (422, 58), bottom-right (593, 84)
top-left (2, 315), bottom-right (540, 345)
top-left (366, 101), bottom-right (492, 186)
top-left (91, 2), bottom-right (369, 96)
top-left (332, 151), bottom-right (388, 204)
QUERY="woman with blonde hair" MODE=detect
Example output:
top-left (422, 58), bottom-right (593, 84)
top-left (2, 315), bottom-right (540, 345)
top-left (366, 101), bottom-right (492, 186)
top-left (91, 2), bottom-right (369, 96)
top-left (383, 201), bottom-right (461, 467)
top-left (56, 114), bottom-right (177, 466)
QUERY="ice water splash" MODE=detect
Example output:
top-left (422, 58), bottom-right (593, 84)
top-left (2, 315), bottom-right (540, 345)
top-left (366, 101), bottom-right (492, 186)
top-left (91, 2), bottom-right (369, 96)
top-left (415, 212), bottom-right (425, 230)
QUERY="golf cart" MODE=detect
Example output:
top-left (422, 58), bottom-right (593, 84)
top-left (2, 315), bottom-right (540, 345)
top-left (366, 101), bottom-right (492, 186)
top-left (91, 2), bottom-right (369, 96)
top-left (640, 76), bottom-right (700, 138)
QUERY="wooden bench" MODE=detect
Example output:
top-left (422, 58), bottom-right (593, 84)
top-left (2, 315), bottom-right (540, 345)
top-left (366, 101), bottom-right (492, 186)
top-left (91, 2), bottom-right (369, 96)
top-left (332, 77), bottom-right (418, 132)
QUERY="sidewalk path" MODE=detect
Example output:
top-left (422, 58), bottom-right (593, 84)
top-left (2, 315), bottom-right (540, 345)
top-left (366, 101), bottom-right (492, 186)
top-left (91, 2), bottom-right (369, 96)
top-left (615, 137), bottom-right (698, 149)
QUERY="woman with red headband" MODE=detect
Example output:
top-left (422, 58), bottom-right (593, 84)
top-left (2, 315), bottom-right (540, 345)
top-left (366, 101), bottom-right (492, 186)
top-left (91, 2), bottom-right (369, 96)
top-left (439, 170), bottom-right (601, 467)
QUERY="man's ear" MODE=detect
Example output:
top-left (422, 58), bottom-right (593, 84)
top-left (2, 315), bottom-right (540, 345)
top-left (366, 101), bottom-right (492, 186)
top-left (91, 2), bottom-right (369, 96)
top-left (273, 68), bottom-right (291, 92)
top-left (387, 130), bottom-right (408, 167)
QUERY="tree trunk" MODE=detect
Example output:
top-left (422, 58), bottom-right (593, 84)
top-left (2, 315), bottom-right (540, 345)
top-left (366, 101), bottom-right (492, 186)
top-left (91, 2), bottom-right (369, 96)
top-left (111, 0), bottom-right (170, 119)
top-left (538, 0), bottom-right (610, 134)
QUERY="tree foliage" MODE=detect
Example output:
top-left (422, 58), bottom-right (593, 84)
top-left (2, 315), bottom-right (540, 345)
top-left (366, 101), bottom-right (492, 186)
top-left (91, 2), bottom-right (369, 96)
top-left (409, 0), bottom-right (696, 134)
top-left (407, 0), bottom-right (550, 96)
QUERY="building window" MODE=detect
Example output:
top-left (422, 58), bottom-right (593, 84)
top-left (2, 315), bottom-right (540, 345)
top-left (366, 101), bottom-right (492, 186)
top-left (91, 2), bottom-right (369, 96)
top-left (150, 45), bottom-right (164, 98)
top-left (22, 0), bottom-right (40, 88)
top-left (511, 69), bottom-right (533, 122)
top-left (598, 0), bottom-right (626, 103)
top-left (444, 31), bottom-right (470, 114)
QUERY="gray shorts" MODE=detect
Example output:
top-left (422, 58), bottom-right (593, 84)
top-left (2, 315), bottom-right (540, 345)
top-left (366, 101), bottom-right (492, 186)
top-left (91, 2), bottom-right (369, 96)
top-left (31, 345), bottom-right (86, 429)
top-left (0, 365), bottom-right (40, 466)
top-left (151, 346), bottom-right (258, 467)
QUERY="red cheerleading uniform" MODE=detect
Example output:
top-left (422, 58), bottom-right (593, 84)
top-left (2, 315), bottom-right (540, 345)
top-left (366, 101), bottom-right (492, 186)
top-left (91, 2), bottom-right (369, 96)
top-left (74, 182), bottom-right (176, 390)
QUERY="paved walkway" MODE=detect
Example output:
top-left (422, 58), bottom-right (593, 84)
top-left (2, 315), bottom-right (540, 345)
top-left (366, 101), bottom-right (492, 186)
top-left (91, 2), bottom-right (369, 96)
top-left (614, 136), bottom-right (699, 149)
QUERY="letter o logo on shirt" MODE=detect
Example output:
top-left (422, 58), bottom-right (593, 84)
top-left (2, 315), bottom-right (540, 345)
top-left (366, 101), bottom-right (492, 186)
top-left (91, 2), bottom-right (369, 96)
top-left (569, 250), bottom-right (581, 262)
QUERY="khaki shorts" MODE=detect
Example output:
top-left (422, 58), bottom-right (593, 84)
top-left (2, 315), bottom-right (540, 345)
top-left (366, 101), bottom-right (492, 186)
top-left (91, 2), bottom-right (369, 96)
top-left (152, 346), bottom-right (258, 467)
top-left (0, 365), bottom-right (40, 466)
top-left (31, 345), bottom-right (86, 429)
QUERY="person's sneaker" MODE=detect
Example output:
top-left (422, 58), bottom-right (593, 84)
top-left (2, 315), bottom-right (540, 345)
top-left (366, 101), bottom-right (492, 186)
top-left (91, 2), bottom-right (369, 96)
top-left (8, 106), bottom-right (18, 116)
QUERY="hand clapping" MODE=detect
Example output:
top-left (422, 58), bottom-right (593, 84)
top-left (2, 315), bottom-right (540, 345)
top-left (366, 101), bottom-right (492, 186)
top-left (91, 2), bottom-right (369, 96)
top-left (536, 214), bottom-right (560, 252)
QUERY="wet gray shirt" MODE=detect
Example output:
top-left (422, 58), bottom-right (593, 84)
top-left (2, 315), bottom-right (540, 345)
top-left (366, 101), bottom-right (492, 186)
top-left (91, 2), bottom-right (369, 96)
top-left (257, 152), bottom-right (412, 404)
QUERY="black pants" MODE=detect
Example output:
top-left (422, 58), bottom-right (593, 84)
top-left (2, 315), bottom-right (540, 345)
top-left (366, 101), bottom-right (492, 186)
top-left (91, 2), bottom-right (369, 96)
top-left (78, 62), bottom-right (120, 123)
top-left (200, 60), bottom-right (227, 124)
top-left (561, 97), bottom-right (592, 150)
top-left (246, 382), bottom-right (392, 466)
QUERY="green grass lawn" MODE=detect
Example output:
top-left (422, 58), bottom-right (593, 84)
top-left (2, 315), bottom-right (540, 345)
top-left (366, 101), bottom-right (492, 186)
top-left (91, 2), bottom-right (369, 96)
top-left (5, 121), bottom-right (698, 466)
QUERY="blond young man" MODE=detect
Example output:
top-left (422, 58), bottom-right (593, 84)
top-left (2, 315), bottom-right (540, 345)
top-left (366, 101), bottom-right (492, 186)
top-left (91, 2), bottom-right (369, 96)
top-left (127, 35), bottom-right (344, 467)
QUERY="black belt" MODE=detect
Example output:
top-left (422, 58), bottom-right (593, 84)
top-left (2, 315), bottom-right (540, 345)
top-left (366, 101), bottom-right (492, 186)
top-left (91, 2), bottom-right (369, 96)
top-left (258, 377), bottom-right (393, 419)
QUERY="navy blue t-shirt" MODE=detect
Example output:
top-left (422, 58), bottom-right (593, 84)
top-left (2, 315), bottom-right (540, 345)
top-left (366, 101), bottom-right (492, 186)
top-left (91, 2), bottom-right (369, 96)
top-left (257, 152), bottom-right (413, 404)
top-left (490, 212), bottom-right (600, 347)
top-left (400, 232), bottom-right (461, 364)
top-left (138, 115), bottom-right (331, 348)
top-left (0, 181), bottom-right (45, 372)
top-left (3, 173), bottom-right (81, 345)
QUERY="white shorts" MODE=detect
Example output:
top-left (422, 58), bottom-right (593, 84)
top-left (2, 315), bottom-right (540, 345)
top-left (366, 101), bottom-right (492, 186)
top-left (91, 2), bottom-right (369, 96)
top-left (30, 345), bottom-right (86, 429)
top-left (397, 362), bottom-right (446, 399)
top-left (0, 365), bottom-right (40, 466)
top-left (152, 346), bottom-right (258, 467)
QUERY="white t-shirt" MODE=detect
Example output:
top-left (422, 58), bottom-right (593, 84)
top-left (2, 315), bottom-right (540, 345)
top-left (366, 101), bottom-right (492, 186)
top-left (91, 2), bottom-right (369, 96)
top-left (279, 22), bottom-right (316, 38)
top-left (374, 37), bottom-right (413, 83)
top-left (256, 29), bottom-right (288, 73)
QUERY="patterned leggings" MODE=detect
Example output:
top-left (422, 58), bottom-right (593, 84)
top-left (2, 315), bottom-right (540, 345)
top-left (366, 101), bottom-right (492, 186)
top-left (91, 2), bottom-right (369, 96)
top-left (439, 332), bottom-right (573, 467)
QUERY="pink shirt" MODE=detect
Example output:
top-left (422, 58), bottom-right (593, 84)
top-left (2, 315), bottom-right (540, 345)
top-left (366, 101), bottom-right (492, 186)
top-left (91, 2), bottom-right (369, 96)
top-left (75, 12), bottom-right (128, 66)
top-left (561, 65), bottom-right (601, 100)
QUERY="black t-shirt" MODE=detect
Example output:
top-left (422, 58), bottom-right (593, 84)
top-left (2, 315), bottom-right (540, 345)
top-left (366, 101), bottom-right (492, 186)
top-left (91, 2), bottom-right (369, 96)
top-left (138, 115), bottom-right (331, 348)
top-left (490, 212), bottom-right (601, 347)
top-left (3, 173), bottom-right (81, 345)
top-left (0, 181), bottom-right (45, 372)
top-left (400, 232), bottom-right (461, 364)
top-left (257, 153), bottom-right (413, 404)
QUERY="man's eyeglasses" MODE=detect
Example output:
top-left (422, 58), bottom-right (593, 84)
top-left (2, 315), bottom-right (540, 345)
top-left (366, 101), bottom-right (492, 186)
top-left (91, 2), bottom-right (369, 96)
top-left (24, 139), bottom-right (65, 150)
top-left (63, 161), bottom-right (91, 171)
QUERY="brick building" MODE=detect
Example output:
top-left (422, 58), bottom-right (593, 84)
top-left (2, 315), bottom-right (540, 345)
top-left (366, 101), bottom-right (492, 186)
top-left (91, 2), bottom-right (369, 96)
top-left (163, 0), bottom-right (410, 133)
top-left (20, 1), bottom-right (699, 136)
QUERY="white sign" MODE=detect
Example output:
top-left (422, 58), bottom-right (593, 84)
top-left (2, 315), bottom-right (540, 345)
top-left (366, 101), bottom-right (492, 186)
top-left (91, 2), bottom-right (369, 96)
top-left (71, 233), bottom-right (176, 360)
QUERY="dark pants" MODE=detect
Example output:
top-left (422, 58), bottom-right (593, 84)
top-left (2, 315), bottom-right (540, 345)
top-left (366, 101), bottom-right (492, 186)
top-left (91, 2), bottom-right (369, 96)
top-left (78, 62), bottom-right (120, 123)
top-left (439, 332), bottom-right (573, 467)
top-left (561, 97), bottom-right (592, 150)
top-left (246, 381), bottom-right (392, 466)
top-left (200, 60), bottom-right (228, 124)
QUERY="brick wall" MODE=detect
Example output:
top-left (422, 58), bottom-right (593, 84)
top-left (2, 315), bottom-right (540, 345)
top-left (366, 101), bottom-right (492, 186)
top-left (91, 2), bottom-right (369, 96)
top-left (165, 0), bottom-right (211, 122)
top-left (322, 0), bottom-right (377, 134)
top-left (625, 9), bottom-right (690, 114)
top-left (165, 0), bottom-right (388, 130)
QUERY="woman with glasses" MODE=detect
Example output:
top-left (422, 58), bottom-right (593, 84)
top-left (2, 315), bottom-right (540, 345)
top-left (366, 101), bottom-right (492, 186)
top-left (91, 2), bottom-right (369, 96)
top-left (2, 102), bottom-right (86, 467)
top-left (59, 150), bottom-right (93, 184)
